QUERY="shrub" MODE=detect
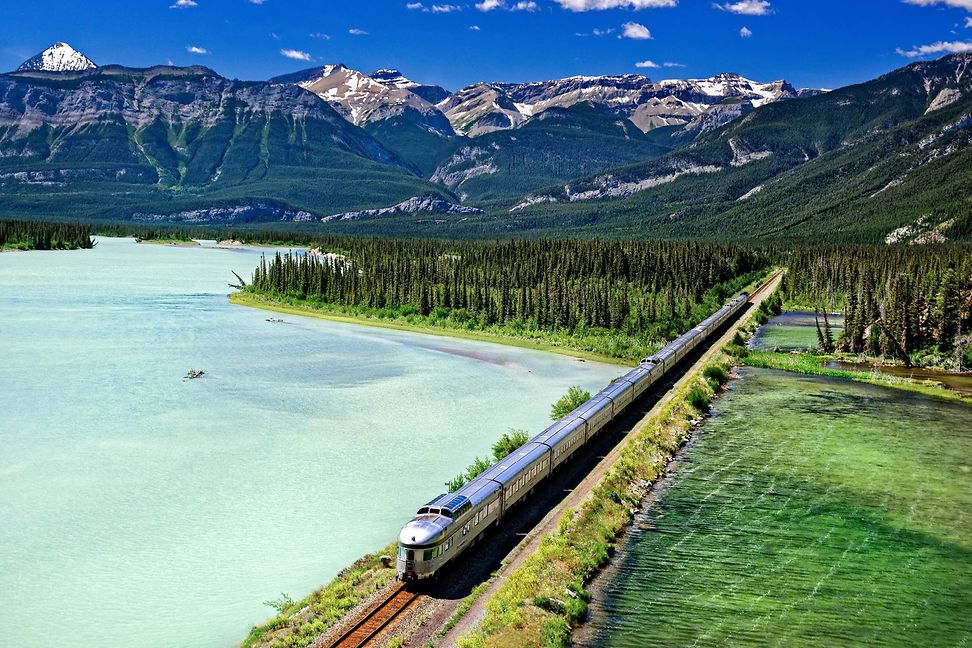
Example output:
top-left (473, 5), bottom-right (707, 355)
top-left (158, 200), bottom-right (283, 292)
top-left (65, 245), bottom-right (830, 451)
top-left (723, 343), bottom-right (749, 358)
top-left (687, 386), bottom-right (710, 413)
top-left (703, 364), bottom-right (730, 386)
top-left (550, 386), bottom-right (592, 420)
top-left (492, 429), bottom-right (531, 461)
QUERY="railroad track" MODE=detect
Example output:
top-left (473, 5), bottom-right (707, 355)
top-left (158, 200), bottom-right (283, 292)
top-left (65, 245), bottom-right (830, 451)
top-left (327, 583), bottom-right (421, 648)
top-left (748, 269), bottom-right (783, 302)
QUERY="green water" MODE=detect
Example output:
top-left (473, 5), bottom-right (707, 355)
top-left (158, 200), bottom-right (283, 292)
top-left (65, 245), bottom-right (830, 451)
top-left (0, 237), bottom-right (620, 648)
top-left (582, 368), bottom-right (972, 647)
top-left (751, 311), bottom-right (844, 351)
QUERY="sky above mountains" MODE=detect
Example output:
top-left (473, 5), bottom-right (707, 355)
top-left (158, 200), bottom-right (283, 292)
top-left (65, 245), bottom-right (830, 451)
top-left (3, 0), bottom-right (971, 90)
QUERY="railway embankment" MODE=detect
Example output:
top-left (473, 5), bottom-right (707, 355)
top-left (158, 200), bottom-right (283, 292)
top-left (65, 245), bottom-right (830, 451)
top-left (443, 272), bottom-right (782, 648)
top-left (238, 272), bottom-right (779, 648)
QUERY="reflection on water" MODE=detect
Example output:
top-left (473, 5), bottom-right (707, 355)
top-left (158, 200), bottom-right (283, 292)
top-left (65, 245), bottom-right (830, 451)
top-left (826, 360), bottom-right (972, 396)
top-left (579, 367), bottom-right (972, 647)
top-left (750, 311), bottom-right (844, 351)
top-left (0, 237), bottom-right (620, 648)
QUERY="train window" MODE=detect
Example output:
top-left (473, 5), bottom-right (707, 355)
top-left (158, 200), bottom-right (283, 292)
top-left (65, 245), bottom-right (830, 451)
top-left (423, 549), bottom-right (434, 561)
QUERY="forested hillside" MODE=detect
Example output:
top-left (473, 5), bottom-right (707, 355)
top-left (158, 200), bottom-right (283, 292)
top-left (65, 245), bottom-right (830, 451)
top-left (0, 66), bottom-right (442, 222)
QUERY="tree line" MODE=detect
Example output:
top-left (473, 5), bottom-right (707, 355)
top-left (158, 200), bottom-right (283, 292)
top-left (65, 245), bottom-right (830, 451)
top-left (243, 238), bottom-right (768, 348)
top-left (779, 244), bottom-right (972, 365)
top-left (0, 219), bottom-right (94, 250)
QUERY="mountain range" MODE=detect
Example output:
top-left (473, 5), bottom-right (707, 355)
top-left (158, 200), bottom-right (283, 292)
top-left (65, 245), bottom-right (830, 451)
top-left (1, 42), bottom-right (969, 243)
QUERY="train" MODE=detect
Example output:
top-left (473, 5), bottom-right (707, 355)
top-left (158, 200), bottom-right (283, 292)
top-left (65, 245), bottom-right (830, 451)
top-left (396, 292), bottom-right (750, 581)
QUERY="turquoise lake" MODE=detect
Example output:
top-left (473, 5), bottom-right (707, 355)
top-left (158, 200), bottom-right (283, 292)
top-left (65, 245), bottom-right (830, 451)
top-left (0, 237), bottom-right (620, 648)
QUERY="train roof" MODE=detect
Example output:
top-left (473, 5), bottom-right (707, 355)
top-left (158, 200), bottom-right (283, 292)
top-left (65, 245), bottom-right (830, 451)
top-left (571, 395), bottom-right (613, 421)
top-left (599, 377), bottom-right (633, 402)
top-left (478, 442), bottom-right (549, 486)
top-left (452, 474), bottom-right (501, 508)
top-left (533, 416), bottom-right (585, 448)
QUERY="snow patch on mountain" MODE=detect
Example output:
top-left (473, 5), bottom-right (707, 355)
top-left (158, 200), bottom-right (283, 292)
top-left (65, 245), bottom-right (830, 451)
top-left (565, 164), bottom-right (723, 201)
top-left (510, 194), bottom-right (559, 212)
top-left (17, 42), bottom-right (96, 72)
top-left (729, 138), bottom-right (773, 166)
top-left (322, 195), bottom-right (482, 222)
top-left (271, 64), bottom-right (449, 132)
top-left (431, 146), bottom-right (498, 187)
top-left (440, 71), bottom-right (816, 136)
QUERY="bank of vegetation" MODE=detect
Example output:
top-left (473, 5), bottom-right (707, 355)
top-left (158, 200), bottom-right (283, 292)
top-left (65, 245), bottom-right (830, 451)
top-left (237, 238), bottom-right (769, 362)
top-left (0, 219), bottom-right (93, 251)
top-left (454, 355), bottom-right (735, 647)
top-left (778, 244), bottom-right (972, 370)
top-left (241, 385), bottom-right (594, 648)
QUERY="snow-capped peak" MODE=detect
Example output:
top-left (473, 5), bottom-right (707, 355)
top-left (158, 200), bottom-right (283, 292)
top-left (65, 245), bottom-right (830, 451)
top-left (370, 68), bottom-right (419, 90)
top-left (17, 42), bottom-right (96, 72)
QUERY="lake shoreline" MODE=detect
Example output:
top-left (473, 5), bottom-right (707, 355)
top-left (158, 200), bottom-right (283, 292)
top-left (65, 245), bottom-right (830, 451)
top-left (229, 292), bottom-right (631, 367)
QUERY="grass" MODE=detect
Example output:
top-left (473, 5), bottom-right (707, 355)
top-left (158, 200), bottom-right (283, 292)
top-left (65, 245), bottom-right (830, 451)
top-left (241, 544), bottom-right (397, 648)
top-left (455, 354), bottom-right (734, 648)
top-left (742, 350), bottom-right (970, 404)
top-left (230, 292), bottom-right (631, 366)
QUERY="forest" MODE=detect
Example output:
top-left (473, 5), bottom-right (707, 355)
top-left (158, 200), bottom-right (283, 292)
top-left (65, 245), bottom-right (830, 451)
top-left (241, 238), bottom-right (769, 361)
top-left (779, 244), bottom-right (972, 367)
top-left (0, 219), bottom-right (94, 251)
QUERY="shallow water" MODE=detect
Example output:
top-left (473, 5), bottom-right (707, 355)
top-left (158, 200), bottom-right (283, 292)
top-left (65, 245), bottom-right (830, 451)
top-left (826, 360), bottom-right (972, 396)
top-left (750, 311), bottom-right (844, 351)
top-left (0, 237), bottom-right (620, 648)
top-left (581, 367), bottom-right (972, 647)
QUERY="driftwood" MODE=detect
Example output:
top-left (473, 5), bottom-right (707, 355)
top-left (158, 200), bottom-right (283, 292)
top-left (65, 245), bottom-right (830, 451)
top-left (229, 271), bottom-right (247, 290)
top-left (185, 369), bottom-right (205, 380)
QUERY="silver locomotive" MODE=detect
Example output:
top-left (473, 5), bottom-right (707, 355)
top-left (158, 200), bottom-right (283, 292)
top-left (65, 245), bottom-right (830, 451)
top-left (397, 293), bottom-right (749, 581)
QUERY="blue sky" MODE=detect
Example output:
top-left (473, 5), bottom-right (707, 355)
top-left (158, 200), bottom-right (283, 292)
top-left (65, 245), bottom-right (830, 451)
top-left (3, 0), bottom-right (972, 90)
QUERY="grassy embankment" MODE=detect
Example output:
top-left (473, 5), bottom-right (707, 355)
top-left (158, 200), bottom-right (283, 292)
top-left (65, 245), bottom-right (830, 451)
top-left (231, 292), bottom-right (631, 366)
top-left (454, 354), bottom-right (735, 647)
top-left (739, 350), bottom-right (970, 403)
top-left (230, 268), bottom-right (767, 366)
top-left (240, 544), bottom-right (398, 648)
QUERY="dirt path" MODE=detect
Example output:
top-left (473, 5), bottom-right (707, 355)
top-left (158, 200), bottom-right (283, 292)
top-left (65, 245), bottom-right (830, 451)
top-left (429, 271), bottom-right (783, 648)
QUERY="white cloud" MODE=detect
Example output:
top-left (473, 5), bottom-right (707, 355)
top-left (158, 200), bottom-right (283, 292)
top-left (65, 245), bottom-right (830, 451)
top-left (714, 0), bottom-right (772, 15)
top-left (406, 2), bottom-right (424, 8)
top-left (902, 0), bottom-right (972, 9)
top-left (432, 3), bottom-right (463, 11)
top-left (476, 0), bottom-right (537, 9)
top-left (621, 21), bottom-right (652, 39)
top-left (554, 0), bottom-right (677, 9)
top-left (663, 61), bottom-right (686, 67)
top-left (592, 27), bottom-right (615, 35)
top-left (349, 28), bottom-right (368, 35)
top-left (280, 48), bottom-right (312, 61)
top-left (896, 39), bottom-right (972, 57)
top-left (270, 32), bottom-right (280, 40)
top-left (170, 0), bottom-right (197, 7)
top-left (635, 59), bottom-right (660, 68)
top-left (739, 26), bottom-right (753, 37)
top-left (966, 16), bottom-right (972, 26)
top-left (309, 32), bottom-right (331, 40)
top-left (249, 0), bottom-right (267, 4)
top-left (186, 45), bottom-right (209, 54)
top-left (469, 24), bottom-right (482, 30)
